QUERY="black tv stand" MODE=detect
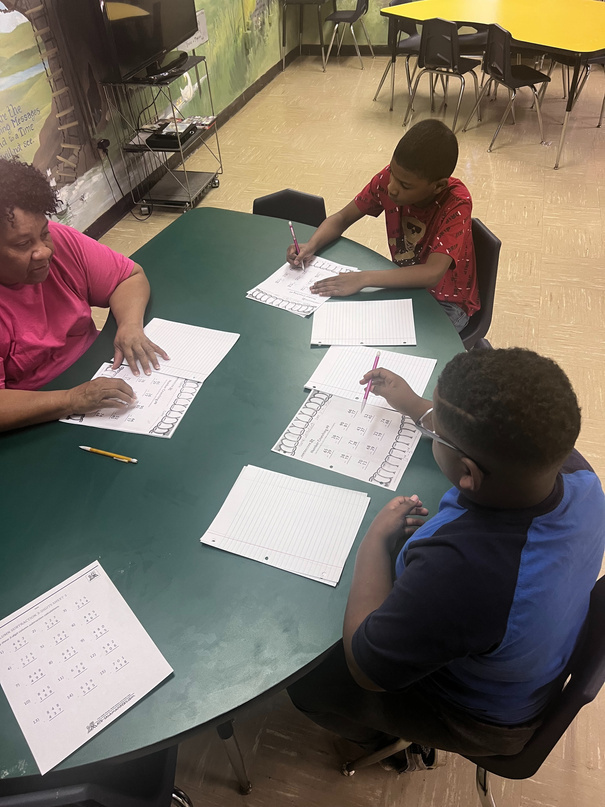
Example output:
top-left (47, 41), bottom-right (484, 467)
top-left (145, 50), bottom-right (189, 80)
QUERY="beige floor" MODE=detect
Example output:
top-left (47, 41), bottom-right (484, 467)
top-left (101, 55), bottom-right (605, 807)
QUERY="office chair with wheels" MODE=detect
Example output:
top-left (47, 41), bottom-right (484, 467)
top-left (459, 218), bottom-right (501, 350)
top-left (343, 575), bottom-right (605, 807)
top-left (403, 18), bottom-right (481, 132)
top-left (462, 25), bottom-right (551, 152)
top-left (325, 1), bottom-right (374, 70)
top-left (253, 188), bottom-right (327, 227)
top-left (0, 747), bottom-right (189, 807)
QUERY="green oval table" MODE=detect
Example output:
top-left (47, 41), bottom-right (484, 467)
top-left (0, 208), bottom-right (463, 778)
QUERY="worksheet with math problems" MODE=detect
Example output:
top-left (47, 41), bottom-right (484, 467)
top-left (0, 562), bottom-right (172, 774)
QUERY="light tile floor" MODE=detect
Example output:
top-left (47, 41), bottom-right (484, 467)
top-left (100, 54), bottom-right (605, 807)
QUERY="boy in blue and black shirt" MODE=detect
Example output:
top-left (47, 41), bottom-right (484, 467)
top-left (289, 348), bottom-right (605, 768)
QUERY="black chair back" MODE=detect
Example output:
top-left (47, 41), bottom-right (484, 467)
top-left (459, 219), bottom-right (501, 350)
top-left (0, 747), bottom-right (177, 807)
top-left (483, 24), bottom-right (514, 85)
top-left (418, 18), bottom-right (462, 71)
top-left (466, 575), bottom-right (605, 779)
top-left (389, 0), bottom-right (418, 39)
top-left (252, 189), bottom-right (327, 228)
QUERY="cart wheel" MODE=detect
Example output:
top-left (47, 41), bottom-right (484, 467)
top-left (211, 177), bottom-right (220, 188)
top-left (140, 205), bottom-right (150, 215)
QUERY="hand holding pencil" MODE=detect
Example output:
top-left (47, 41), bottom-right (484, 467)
top-left (360, 351), bottom-right (381, 412)
top-left (286, 222), bottom-right (314, 269)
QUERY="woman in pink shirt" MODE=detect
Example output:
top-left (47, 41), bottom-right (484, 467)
top-left (0, 157), bottom-right (168, 432)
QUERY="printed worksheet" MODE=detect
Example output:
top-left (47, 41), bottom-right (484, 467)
top-left (311, 299), bottom-right (416, 345)
top-left (61, 364), bottom-right (201, 438)
top-left (142, 319), bottom-right (240, 383)
top-left (246, 256), bottom-right (360, 317)
top-left (0, 562), bottom-right (172, 774)
top-left (305, 346), bottom-right (437, 409)
top-left (201, 465), bottom-right (370, 585)
top-left (272, 391), bottom-right (421, 490)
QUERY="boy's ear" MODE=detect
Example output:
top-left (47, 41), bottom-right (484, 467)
top-left (457, 457), bottom-right (484, 493)
top-left (433, 178), bottom-right (449, 193)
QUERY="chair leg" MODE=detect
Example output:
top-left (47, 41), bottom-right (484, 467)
top-left (470, 69), bottom-right (481, 121)
top-left (326, 23), bottom-right (339, 65)
top-left (488, 89), bottom-right (516, 151)
top-left (598, 92), bottom-right (605, 127)
top-left (429, 73), bottom-right (436, 112)
top-left (531, 85), bottom-right (546, 143)
top-left (374, 59), bottom-right (393, 101)
top-left (509, 89), bottom-right (516, 125)
top-left (390, 56), bottom-right (397, 111)
top-left (451, 74), bottom-right (465, 132)
top-left (336, 23), bottom-right (346, 56)
top-left (350, 25), bottom-right (364, 70)
top-left (316, 4), bottom-right (326, 71)
top-left (403, 69), bottom-right (425, 125)
top-left (359, 19), bottom-right (375, 58)
top-left (462, 80), bottom-right (490, 131)
top-left (172, 787), bottom-right (194, 807)
top-left (281, 2), bottom-right (287, 70)
top-left (342, 738), bottom-right (412, 776)
top-left (216, 721), bottom-right (252, 795)
top-left (408, 56), bottom-right (418, 94)
top-left (475, 767), bottom-right (497, 807)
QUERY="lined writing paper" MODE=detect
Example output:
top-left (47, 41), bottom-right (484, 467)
top-left (305, 346), bottom-right (437, 409)
top-left (200, 466), bottom-right (369, 585)
top-left (310, 299), bottom-right (416, 346)
top-left (143, 318), bottom-right (240, 382)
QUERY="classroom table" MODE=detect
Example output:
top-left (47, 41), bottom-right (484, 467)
top-left (383, 0), bottom-right (605, 168)
top-left (282, 0), bottom-right (336, 71)
top-left (0, 208), bottom-right (462, 780)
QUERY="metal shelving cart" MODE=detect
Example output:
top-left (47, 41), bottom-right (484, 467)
top-left (103, 55), bottom-right (222, 212)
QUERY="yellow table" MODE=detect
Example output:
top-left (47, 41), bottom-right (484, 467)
top-left (382, 0), bottom-right (605, 167)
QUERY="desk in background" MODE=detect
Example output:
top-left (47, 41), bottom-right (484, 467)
top-left (383, 0), bottom-right (605, 168)
top-left (0, 208), bottom-right (462, 779)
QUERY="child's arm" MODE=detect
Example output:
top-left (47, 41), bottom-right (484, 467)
top-left (359, 368), bottom-right (431, 421)
top-left (285, 201), bottom-right (364, 268)
top-left (342, 495), bottom-right (429, 690)
top-left (310, 251), bottom-right (453, 297)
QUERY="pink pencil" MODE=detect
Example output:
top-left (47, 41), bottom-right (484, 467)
top-left (288, 220), bottom-right (305, 269)
top-left (360, 351), bottom-right (381, 412)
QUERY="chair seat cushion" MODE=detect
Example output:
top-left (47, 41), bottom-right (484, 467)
top-left (396, 33), bottom-right (421, 54)
top-left (326, 11), bottom-right (363, 23)
top-left (509, 64), bottom-right (551, 87)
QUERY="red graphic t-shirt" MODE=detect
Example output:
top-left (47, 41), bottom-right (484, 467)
top-left (354, 168), bottom-right (480, 316)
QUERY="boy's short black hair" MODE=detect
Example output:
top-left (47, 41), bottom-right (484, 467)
top-left (0, 157), bottom-right (58, 226)
top-left (393, 120), bottom-right (459, 182)
top-left (436, 348), bottom-right (581, 470)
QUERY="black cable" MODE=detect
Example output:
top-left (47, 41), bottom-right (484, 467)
top-left (136, 88), bottom-right (162, 131)
top-left (98, 145), bottom-right (153, 222)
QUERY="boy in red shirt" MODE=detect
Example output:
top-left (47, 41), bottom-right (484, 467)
top-left (286, 120), bottom-right (479, 332)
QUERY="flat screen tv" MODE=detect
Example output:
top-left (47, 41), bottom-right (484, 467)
top-left (54, 0), bottom-right (199, 83)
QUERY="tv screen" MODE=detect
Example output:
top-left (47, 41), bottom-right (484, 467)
top-left (105, 0), bottom-right (198, 79)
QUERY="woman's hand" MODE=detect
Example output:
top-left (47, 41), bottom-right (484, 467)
top-left (112, 324), bottom-right (169, 375)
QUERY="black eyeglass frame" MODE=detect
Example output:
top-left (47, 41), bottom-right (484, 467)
top-left (414, 408), bottom-right (488, 474)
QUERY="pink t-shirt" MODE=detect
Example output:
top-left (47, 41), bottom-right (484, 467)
top-left (0, 222), bottom-right (134, 390)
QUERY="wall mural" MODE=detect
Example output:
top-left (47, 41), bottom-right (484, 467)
top-left (0, 1), bottom-right (387, 231)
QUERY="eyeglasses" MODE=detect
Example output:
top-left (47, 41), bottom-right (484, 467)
top-left (414, 408), bottom-right (487, 473)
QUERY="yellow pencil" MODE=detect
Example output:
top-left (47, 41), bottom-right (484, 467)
top-left (79, 446), bottom-right (138, 464)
